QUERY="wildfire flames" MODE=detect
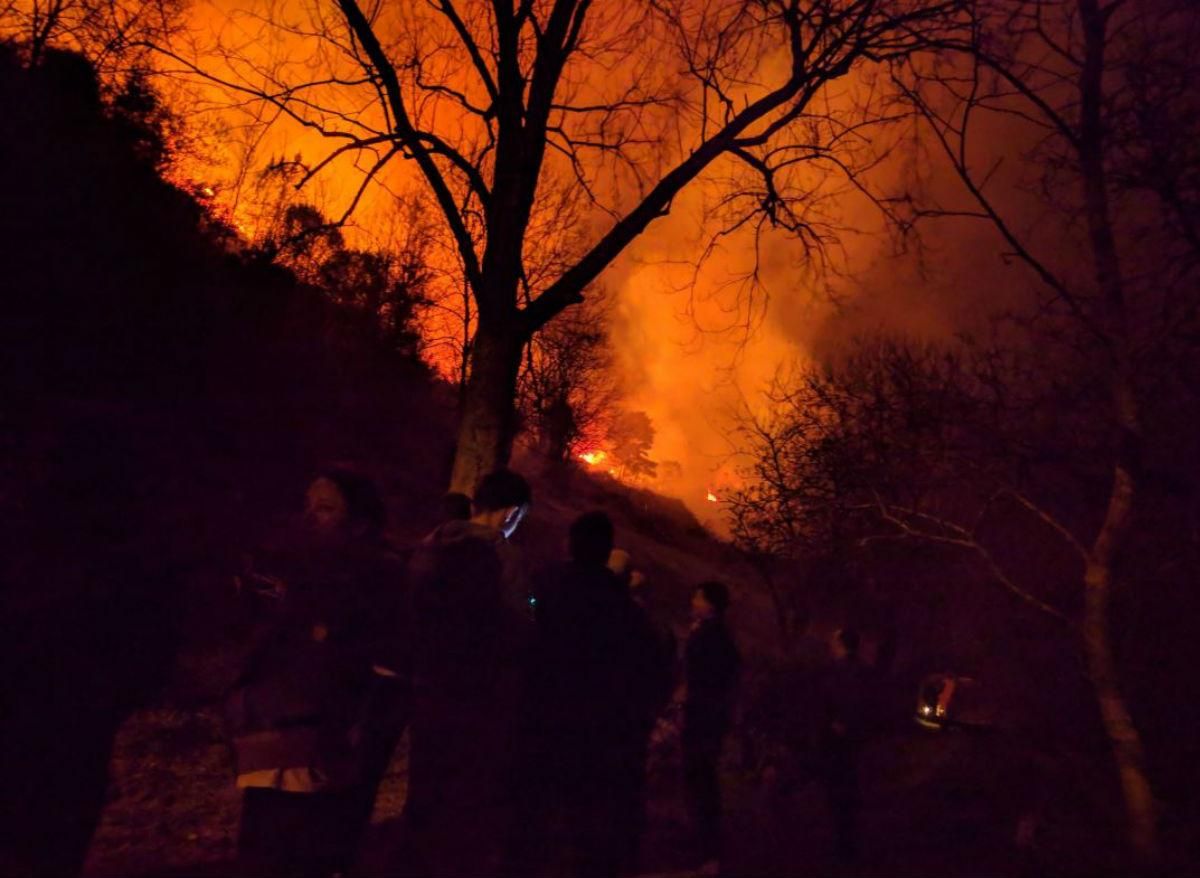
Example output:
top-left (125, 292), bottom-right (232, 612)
top-left (144, 2), bottom-right (810, 526)
top-left (577, 446), bottom-right (729, 513)
top-left (577, 449), bottom-right (620, 476)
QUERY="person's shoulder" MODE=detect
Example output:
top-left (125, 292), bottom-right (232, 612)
top-left (409, 523), bottom-right (496, 587)
top-left (421, 521), bottom-right (506, 561)
top-left (424, 519), bottom-right (488, 545)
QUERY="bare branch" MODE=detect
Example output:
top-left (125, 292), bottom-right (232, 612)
top-left (875, 500), bottom-right (1074, 624)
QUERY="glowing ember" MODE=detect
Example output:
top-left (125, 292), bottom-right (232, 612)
top-left (579, 450), bottom-right (608, 466)
top-left (706, 491), bottom-right (719, 503)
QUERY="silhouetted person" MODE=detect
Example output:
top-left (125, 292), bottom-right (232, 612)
top-left (817, 627), bottom-right (873, 863)
top-left (229, 468), bottom-right (404, 877)
top-left (608, 547), bottom-right (677, 872)
top-left (403, 469), bottom-right (532, 877)
top-left (611, 551), bottom-right (677, 720)
top-left (682, 581), bottom-right (741, 876)
top-left (508, 513), bottom-right (662, 878)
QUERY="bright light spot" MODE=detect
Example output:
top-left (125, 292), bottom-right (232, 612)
top-left (199, 185), bottom-right (215, 198)
top-left (920, 705), bottom-right (932, 716)
top-left (578, 450), bottom-right (608, 466)
top-left (706, 491), bottom-right (719, 503)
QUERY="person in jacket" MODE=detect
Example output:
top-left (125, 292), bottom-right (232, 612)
top-left (507, 512), bottom-right (662, 878)
top-left (230, 467), bottom-right (405, 878)
top-left (817, 626), bottom-right (874, 863)
top-left (402, 468), bottom-right (532, 877)
top-left (607, 547), bottom-right (677, 872)
top-left (608, 548), bottom-right (677, 715)
top-left (682, 581), bottom-right (741, 877)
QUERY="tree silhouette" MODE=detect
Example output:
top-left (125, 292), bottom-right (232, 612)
top-left (258, 200), bottom-right (431, 360)
top-left (608, 409), bottom-right (658, 480)
top-left (517, 293), bottom-right (618, 463)
top-left (156, 0), bottom-right (964, 491)
top-left (3, 0), bottom-right (183, 74)
top-left (884, 0), bottom-right (1200, 859)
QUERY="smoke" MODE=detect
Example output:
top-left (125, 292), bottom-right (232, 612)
top-left (599, 84), bottom-right (1048, 524)
top-left (173, 1), bottom-right (1050, 530)
top-left (602, 184), bottom-right (820, 520)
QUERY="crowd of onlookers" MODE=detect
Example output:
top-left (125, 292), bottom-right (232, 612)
top-left (224, 466), bottom-right (873, 878)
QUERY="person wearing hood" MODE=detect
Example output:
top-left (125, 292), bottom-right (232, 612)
top-left (402, 468), bottom-right (532, 877)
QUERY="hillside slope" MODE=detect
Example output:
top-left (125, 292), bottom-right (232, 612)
top-left (0, 45), bottom-right (766, 878)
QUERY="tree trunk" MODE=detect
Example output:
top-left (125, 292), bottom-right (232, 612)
top-left (1083, 548), bottom-right (1158, 864)
top-left (449, 321), bottom-right (526, 494)
top-left (1080, 366), bottom-right (1157, 863)
top-left (1075, 0), bottom-right (1159, 859)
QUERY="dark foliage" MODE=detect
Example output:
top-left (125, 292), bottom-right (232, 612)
top-left (0, 44), bottom-right (451, 876)
top-left (728, 334), bottom-right (1200, 867)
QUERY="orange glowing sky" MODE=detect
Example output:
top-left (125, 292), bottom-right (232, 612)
top-left (163, 0), bottom-right (1039, 522)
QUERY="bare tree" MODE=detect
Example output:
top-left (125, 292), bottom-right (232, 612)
top-left (153, 0), bottom-right (965, 491)
top-left (730, 331), bottom-right (1131, 668)
top-left (607, 408), bottom-right (658, 480)
top-left (2, 0), bottom-right (183, 74)
top-left (882, 0), bottom-right (1200, 859)
top-left (255, 196), bottom-right (432, 358)
top-left (728, 338), bottom-right (985, 561)
top-left (265, 200), bottom-right (348, 279)
top-left (517, 291), bottom-right (618, 463)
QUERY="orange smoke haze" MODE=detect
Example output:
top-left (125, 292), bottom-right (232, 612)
top-left (161, 1), bottom-right (1042, 527)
